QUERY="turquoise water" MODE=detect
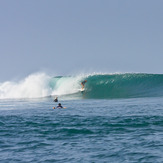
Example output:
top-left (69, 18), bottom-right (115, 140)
top-left (0, 97), bottom-right (163, 162)
top-left (49, 73), bottom-right (163, 99)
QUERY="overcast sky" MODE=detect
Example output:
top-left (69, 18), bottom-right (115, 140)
top-left (0, 0), bottom-right (163, 81)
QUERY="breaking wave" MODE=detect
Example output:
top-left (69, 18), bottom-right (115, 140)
top-left (0, 72), bottom-right (163, 99)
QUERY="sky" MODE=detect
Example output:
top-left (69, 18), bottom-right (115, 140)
top-left (0, 0), bottom-right (163, 81)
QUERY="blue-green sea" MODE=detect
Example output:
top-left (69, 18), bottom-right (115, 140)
top-left (0, 73), bottom-right (163, 162)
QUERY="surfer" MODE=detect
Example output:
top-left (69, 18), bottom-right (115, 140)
top-left (53, 103), bottom-right (66, 109)
top-left (81, 80), bottom-right (87, 89)
top-left (54, 97), bottom-right (58, 102)
top-left (57, 103), bottom-right (63, 108)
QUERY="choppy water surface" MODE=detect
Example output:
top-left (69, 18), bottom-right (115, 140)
top-left (0, 97), bottom-right (163, 162)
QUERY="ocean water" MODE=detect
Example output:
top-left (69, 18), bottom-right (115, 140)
top-left (0, 73), bottom-right (163, 162)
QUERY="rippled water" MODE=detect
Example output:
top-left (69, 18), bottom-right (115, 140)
top-left (0, 97), bottom-right (163, 162)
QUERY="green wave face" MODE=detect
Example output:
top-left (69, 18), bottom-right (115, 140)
top-left (83, 74), bottom-right (163, 99)
top-left (50, 73), bottom-right (163, 99)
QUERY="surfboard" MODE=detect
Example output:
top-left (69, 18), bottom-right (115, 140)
top-left (53, 107), bottom-right (66, 109)
top-left (80, 88), bottom-right (85, 92)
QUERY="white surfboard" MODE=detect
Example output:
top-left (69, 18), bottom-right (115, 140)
top-left (79, 88), bottom-right (85, 92)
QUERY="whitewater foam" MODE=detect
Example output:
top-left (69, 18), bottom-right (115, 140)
top-left (0, 72), bottom-right (86, 99)
top-left (0, 73), bottom-right (51, 99)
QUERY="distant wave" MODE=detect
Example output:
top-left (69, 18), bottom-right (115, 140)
top-left (0, 72), bottom-right (163, 99)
